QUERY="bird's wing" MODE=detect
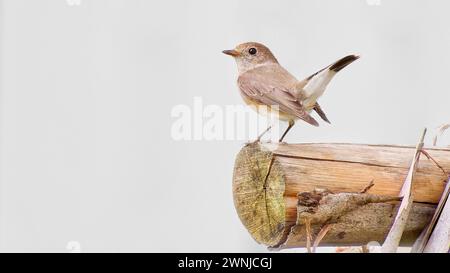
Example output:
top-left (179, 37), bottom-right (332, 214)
top-left (238, 67), bottom-right (319, 127)
top-left (313, 102), bottom-right (330, 124)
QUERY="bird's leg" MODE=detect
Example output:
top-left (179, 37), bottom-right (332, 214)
top-left (279, 120), bottom-right (295, 143)
top-left (245, 125), bottom-right (272, 146)
top-left (256, 125), bottom-right (272, 142)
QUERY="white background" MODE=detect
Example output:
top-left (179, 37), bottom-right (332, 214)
top-left (1, 0), bottom-right (449, 252)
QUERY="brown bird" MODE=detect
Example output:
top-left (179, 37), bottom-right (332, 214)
top-left (223, 42), bottom-right (359, 142)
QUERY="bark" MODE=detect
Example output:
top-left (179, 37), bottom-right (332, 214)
top-left (232, 142), bottom-right (450, 248)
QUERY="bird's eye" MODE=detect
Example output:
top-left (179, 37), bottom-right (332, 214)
top-left (248, 48), bottom-right (257, 55)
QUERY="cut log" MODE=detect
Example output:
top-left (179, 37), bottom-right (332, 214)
top-left (232, 142), bottom-right (450, 248)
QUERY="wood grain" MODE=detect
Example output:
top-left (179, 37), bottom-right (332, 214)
top-left (232, 142), bottom-right (450, 248)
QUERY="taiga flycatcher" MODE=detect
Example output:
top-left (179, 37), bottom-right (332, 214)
top-left (223, 42), bottom-right (359, 142)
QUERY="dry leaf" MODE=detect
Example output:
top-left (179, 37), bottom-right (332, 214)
top-left (433, 123), bottom-right (450, 146)
top-left (381, 129), bottom-right (426, 253)
top-left (423, 176), bottom-right (450, 253)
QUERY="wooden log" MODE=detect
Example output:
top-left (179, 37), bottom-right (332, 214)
top-left (232, 142), bottom-right (450, 248)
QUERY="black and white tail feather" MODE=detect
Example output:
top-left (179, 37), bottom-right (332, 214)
top-left (299, 54), bottom-right (360, 121)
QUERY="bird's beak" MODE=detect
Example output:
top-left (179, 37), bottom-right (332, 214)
top-left (222, 49), bottom-right (240, 57)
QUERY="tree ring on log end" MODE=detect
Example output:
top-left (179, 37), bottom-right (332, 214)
top-left (232, 143), bottom-right (286, 247)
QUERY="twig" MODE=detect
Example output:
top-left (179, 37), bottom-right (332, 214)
top-left (312, 224), bottom-right (333, 253)
top-left (305, 218), bottom-right (312, 253)
top-left (360, 180), bottom-right (375, 194)
top-left (421, 149), bottom-right (447, 175)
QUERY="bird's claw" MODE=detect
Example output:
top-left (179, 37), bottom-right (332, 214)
top-left (245, 139), bottom-right (260, 146)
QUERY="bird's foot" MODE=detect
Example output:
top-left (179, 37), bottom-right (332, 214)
top-left (245, 139), bottom-right (260, 147)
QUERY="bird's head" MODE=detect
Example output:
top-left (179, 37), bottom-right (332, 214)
top-left (223, 42), bottom-right (278, 73)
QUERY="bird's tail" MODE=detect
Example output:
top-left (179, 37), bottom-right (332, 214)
top-left (297, 54), bottom-right (360, 110)
top-left (329, 54), bottom-right (360, 72)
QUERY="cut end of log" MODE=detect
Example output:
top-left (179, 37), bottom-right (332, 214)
top-left (232, 143), bottom-right (288, 247)
top-left (232, 142), bottom-right (449, 249)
